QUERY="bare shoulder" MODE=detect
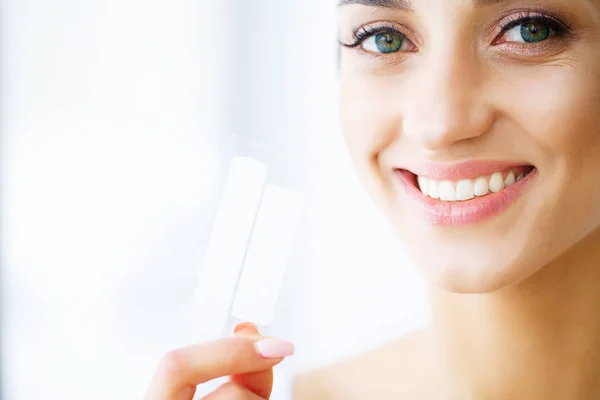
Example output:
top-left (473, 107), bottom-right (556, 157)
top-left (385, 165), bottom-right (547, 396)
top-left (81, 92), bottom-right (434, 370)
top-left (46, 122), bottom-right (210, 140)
top-left (293, 329), bottom-right (434, 400)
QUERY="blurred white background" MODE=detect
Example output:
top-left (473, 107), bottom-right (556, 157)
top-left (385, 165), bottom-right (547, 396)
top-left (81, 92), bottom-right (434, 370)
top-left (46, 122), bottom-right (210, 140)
top-left (0, 0), bottom-right (429, 399)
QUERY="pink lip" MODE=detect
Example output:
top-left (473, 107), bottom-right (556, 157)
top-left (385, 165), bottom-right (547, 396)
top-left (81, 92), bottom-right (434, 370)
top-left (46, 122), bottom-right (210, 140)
top-left (402, 161), bottom-right (531, 181)
top-left (394, 167), bottom-right (537, 226)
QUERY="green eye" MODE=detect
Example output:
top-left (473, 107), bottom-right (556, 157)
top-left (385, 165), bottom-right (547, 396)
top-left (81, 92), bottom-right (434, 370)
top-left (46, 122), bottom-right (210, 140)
top-left (375, 33), bottom-right (403, 53)
top-left (362, 32), bottom-right (406, 54)
top-left (520, 21), bottom-right (550, 42)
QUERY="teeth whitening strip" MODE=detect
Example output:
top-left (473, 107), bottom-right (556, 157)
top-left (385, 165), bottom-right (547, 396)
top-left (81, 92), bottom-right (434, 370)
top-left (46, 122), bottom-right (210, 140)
top-left (192, 156), bottom-right (268, 340)
top-left (192, 156), bottom-right (302, 341)
top-left (230, 184), bottom-right (302, 326)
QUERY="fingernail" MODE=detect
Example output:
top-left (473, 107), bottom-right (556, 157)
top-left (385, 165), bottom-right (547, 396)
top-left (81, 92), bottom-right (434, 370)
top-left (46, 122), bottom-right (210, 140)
top-left (233, 322), bottom-right (257, 334)
top-left (255, 339), bottom-right (295, 358)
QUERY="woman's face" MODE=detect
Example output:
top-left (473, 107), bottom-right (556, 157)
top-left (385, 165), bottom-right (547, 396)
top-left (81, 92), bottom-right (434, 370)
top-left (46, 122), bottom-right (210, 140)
top-left (338, 0), bottom-right (600, 293)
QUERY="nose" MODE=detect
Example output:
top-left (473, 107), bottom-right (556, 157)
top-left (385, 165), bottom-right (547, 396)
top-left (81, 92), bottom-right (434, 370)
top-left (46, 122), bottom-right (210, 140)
top-left (402, 49), bottom-right (494, 151)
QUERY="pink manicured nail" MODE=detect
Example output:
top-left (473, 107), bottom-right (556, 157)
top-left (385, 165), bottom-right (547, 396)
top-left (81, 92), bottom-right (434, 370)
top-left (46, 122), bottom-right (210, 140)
top-left (255, 339), bottom-right (295, 358)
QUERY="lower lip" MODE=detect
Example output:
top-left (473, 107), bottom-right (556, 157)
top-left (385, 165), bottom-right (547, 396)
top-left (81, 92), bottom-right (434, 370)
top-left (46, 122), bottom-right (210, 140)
top-left (394, 169), bottom-right (537, 226)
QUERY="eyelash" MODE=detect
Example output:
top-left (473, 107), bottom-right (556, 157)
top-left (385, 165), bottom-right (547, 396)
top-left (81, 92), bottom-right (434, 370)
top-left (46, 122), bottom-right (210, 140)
top-left (340, 11), bottom-right (573, 51)
top-left (342, 24), bottom-right (407, 49)
top-left (495, 11), bottom-right (572, 42)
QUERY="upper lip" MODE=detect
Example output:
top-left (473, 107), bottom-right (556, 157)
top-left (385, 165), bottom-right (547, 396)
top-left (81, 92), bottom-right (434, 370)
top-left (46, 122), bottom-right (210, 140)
top-left (397, 161), bottom-right (534, 181)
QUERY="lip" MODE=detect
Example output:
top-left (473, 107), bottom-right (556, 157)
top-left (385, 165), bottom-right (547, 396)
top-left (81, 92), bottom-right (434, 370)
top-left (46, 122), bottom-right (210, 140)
top-left (393, 166), bottom-right (537, 226)
top-left (402, 161), bottom-right (531, 181)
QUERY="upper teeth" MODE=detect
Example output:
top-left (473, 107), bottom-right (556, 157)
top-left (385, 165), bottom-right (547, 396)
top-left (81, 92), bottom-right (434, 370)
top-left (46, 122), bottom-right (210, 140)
top-left (418, 169), bottom-right (524, 202)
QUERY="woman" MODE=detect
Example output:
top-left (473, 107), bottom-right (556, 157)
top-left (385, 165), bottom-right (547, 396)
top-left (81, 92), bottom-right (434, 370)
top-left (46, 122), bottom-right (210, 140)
top-left (146, 0), bottom-right (600, 398)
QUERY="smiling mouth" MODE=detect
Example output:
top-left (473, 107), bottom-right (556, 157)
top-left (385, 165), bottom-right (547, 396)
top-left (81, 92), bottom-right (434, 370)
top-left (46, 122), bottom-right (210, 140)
top-left (392, 162), bottom-right (538, 225)
top-left (403, 166), bottom-right (536, 202)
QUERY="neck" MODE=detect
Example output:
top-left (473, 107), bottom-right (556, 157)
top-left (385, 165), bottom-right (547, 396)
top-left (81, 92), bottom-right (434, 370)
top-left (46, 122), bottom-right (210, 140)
top-left (429, 228), bottom-right (600, 400)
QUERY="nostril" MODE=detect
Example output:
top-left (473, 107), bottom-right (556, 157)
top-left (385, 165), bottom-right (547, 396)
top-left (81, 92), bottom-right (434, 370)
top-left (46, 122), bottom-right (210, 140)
top-left (402, 101), bottom-right (495, 151)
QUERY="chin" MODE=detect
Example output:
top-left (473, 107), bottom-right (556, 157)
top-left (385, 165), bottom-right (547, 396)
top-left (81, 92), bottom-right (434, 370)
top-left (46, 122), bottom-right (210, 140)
top-left (397, 230), bottom-right (550, 294)
top-left (417, 257), bottom-right (532, 294)
top-left (399, 222), bottom-right (595, 294)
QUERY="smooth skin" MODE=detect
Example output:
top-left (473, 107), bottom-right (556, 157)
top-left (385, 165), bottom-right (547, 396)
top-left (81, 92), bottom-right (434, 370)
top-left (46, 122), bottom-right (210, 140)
top-left (149, 0), bottom-right (600, 399)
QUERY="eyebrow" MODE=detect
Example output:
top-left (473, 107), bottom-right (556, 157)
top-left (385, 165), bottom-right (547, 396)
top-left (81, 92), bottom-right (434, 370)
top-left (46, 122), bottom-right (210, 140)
top-left (337, 0), bottom-right (507, 10)
top-left (337, 0), bottom-right (413, 10)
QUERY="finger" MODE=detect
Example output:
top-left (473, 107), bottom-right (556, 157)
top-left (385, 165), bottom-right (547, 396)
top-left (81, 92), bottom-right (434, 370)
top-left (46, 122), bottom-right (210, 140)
top-left (232, 322), bottom-right (260, 335)
top-left (144, 335), bottom-right (293, 400)
top-left (202, 381), bottom-right (264, 400)
top-left (230, 323), bottom-right (274, 399)
top-left (231, 369), bottom-right (274, 400)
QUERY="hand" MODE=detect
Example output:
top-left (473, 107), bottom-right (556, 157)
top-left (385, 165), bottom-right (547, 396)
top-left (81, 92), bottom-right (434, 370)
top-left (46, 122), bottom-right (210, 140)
top-left (145, 322), bottom-right (295, 400)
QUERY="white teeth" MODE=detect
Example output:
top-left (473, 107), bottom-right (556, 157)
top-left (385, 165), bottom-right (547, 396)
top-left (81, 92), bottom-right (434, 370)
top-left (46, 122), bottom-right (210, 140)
top-left (418, 176), bottom-right (429, 196)
top-left (456, 180), bottom-right (475, 201)
top-left (439, 181), bottom-right (457, 201)
top-left (474, 177), bottom-right (489, 197)
top-left (416, 168), bottom-right (526, 202)
top-left (489, 172), bottom-right (505, 193)
top-left (504, 170), bottom-right (516, 187)
top-left (428, 180), bottom-right (440, 199)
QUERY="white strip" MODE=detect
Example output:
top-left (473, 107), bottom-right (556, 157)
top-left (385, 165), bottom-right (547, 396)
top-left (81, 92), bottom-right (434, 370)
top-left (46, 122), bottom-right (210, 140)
top-left (230, 184), bottom-right (303, 326)
top-left (191, 156), bottom-right (268, 340)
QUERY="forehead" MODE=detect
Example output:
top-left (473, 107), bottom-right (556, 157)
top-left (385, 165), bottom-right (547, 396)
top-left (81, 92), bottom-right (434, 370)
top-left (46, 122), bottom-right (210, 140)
top-left (337, 0), bottom-right (600, 14)
top-left (338, 0), bottom-right (508, 10)
top-left (337, 0), bottom-right (600, 29)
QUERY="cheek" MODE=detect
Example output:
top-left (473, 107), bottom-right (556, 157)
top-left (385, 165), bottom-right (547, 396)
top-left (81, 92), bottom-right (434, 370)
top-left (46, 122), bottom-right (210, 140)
top-left (340, 72), bottom-right (405, 169)
top-left (497, 62), bottom-right (600, 240)
top-left (498, 64), bottom-right (600, 168)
